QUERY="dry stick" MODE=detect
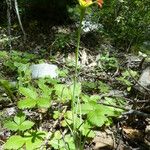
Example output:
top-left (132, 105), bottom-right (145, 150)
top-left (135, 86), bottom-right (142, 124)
top-left (98, 102), bottom-right (128, 111)
top-left (14, 0), bottom-right (26, 41)
top-left (6, 0), bottom-right (12, 50)
top-left (0, 103), bottom-right (14, 110)
top-left (40, 106), bottom-right (67, 150)
top-left (126, 39), bottom-right (133, 53)
top-left (60, 129), bottom-right (70, 150)
top-left (100, 92), bottom-right (150, 112)
top-left (108, 126), bottom-right (116, 150)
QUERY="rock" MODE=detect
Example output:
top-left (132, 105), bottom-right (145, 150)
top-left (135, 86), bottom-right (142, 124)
top-left (109, 90), bottom-right (127, 97)
top-left (5, 107), bottom-right (16, 116)
top-left (30, 63), bottom-right (58, 79)
top-left (126, 54), bottom-right (142, 69)
top-left (93, 129), bottom-right (114, 150)
top-left (138, 67), bottom-right (150, 89)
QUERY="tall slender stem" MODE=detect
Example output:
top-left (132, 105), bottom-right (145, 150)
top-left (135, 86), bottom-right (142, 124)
top-left (73, 7), bottom-right (85, 105)
top-left (75, 8), bottom-right (85, 77)
top-left (72, 7), bottom-right (85, 121)
top-left (6, 0), bottom-right (12, 50)
top-left (72, 7), bottom-right (86, 150)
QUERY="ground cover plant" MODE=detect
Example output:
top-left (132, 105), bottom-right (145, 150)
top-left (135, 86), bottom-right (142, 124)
top-left (0, 0), bottom-right (150, 150)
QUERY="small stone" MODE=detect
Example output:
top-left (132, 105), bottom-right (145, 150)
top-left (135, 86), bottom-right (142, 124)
top-left (138, 67), bottom-right (150, 88)
top-left (93, 130), bottom-right (114, 150)
top-left (5, 107), bottom-right (16, 116)
top-left (30, 63), bottom-right (58, 79)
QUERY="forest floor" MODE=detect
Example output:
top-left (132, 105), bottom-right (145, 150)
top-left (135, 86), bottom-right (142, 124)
top-left (0, 21), bottom-right (150, 150)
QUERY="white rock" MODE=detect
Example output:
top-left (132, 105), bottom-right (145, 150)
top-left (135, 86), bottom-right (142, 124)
top-left (138, 67), bottom-right (150, 88)
top-left (5, 107), bottom-right (16, 116)
top-left (30, 63), bottom-right (58, 79)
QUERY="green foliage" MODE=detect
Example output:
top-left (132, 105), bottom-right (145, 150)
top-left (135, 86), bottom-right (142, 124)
top-left (4, 135), bottom-right (25, 150)
top-left (0, 2), bottom-right (130, 149)
top-left (54, 33), bottom-right (71, 50)
top-left (4, 113), bottom-right (34, 132)
top-left (117, 69), bottom-right (138, 91)
top-left (82, 81), bottom-right (111, 94)
top-left (60, 110), bottom-right (95, 138)
top-left (98, 53), bottom-right (118, 70)
top-left (18, 82), bottom-right (52, 109)
top-left (98, 0), bottom-right (150, 49)
top-left (4, 131), bottom-right (46, 150)
top-left (50, 132), bottom-right (75, 150)
top-left (80, 96), bottom-right (124, 127)
top-left (14, 62), bottom-right (31, 85)
top-left (67, 4), bottom-right (81, 21)
top-left (98, 81), bottom-right (110, 93)
top-left (55, 83), bottom-right (81, 102)
top-left (0, 79), bottom-right (16, 101)
top-left (0, 50), bottom-right (35, 71)
top-left (58, 69), bottom-right (69, 77)
top-left (23, 131), bottom-right (46, 150)
top-left (0, 51), bottom-right (7, 58)
top-left (1, 50), bottom-right (125, 149)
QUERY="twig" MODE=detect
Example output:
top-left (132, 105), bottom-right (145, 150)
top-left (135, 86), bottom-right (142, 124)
top-left (60, 129), bottom-right (70, 150)
top-left (123, 109), bottom-right (150, 118)
top-left (6, 0), bottom-right (12, 50)
top-left (108, 127), bottom-right (116, 150)
top-left (14, 0), bottom-right (26, 41)
top-left (126, 39), bottom-right (133, 53)
top-left (0, 139), bottom-right (5, 144)
top-left (98, 102), bottom-right (128, 111)
top-left (100, 92), bottom-right (149, 104)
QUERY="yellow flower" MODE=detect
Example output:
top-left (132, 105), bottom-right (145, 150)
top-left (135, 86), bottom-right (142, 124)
top-left (79, 0), bottom-right (93, 8)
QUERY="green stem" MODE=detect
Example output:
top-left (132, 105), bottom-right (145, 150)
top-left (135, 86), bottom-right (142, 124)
top-left (72, 7), bottom-right (85, 112)
top-left (72, 7), bottom-right (86, 150)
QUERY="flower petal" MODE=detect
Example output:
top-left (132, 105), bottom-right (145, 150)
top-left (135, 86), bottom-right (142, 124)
top-left (79, 0), bottom-right (93, 8)
top-left (97, 0), bottom-right (103, 7)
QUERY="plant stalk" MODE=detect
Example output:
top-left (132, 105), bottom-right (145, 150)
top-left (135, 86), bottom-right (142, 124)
top-left (72, 7), bottom-right (86, 150)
